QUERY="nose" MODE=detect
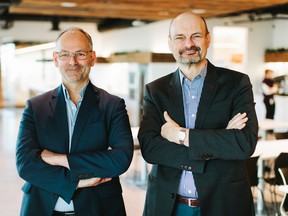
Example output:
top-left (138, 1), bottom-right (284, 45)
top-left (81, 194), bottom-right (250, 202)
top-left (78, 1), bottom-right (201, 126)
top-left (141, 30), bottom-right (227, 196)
top-left (184, 38), bottom-right (195, 48)
top-left (68, 54), bottom-right (78, 65)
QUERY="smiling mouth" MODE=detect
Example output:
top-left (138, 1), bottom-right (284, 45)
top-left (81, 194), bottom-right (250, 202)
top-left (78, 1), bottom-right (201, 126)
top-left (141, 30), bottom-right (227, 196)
top-left (180, 47), bottom-right (200, 55)
top-left (183, 50), bottom-right (198, 55)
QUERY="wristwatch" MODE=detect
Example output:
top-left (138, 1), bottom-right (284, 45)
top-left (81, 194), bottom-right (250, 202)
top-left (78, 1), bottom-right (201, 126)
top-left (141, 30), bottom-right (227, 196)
top-left (178, 128), bottom-right (186, 145)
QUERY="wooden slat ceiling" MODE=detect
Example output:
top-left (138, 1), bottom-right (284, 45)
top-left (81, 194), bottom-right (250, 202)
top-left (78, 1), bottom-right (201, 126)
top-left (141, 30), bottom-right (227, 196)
top-left (2, 0), bottom-right (288, 31)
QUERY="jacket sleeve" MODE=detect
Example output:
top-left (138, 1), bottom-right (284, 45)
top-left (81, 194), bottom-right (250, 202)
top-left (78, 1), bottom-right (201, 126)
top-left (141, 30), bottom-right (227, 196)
top-left (67, 98), bottom-right (134, 181)
top-left (188, 74), bottom-right (259, 161)
top-left (16, 100), bottom-right (77, 203)
top-left (138, 82), bottom-right (194, 171)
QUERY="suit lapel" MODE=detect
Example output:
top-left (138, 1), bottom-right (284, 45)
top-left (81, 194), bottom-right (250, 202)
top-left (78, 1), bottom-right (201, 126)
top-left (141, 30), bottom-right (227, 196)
top-left (168, 70), bottom-right (186, 127)
top-left (195, 61), bottom-right (219, 128)
top-left (70, 82), bottom-right (99, 152)
top-left (49, 85), bottom-right (69, 152)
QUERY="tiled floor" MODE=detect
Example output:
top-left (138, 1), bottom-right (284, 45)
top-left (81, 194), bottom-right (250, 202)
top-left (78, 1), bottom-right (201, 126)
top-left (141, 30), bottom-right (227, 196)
top-left (0, 108), bottom-right (286, 216)
top-left (0, 108), bottom-right (146, 216)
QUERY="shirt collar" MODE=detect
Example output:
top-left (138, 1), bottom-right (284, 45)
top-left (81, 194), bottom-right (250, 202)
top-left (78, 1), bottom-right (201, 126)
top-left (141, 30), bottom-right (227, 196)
top-left (179, 64), bottom-right (207, 86)
top-left (62, 81), bottom-right (89, 101)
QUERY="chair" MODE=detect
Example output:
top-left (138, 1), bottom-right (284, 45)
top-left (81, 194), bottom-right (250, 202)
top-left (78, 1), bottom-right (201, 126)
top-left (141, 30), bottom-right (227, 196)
top-left (278, 167), bottom-right (288, 216)
top-left (264, 153), bottom-right (288, 214)
top-left (245, 156), bottom-right (270, 215)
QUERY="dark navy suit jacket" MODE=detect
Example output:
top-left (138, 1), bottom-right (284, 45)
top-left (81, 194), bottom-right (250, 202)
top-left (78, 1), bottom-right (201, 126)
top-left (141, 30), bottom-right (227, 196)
top-left (138, 60), bottom-right (259, 216)
top-left (16, 81), bottom-right (133, 216)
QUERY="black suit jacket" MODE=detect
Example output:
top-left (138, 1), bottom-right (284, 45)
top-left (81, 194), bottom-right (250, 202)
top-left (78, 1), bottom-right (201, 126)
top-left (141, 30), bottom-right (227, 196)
top-left (138, 60), bottom-right (259, 216)
top-left (16, 82), bottom-right (134, 216)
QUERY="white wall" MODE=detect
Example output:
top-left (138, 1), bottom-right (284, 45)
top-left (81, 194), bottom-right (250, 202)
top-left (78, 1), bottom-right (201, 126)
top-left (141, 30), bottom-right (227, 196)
top-left (271, 19), bottom-right (288, 48)
top-left (98, 20), bottom-right (171, 57)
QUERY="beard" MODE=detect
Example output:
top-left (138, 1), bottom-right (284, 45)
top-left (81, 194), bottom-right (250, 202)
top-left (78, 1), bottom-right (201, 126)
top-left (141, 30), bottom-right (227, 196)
top-left (62, 64), bottom-right (89, 83)
top-left (178, 46), bottom-right (202, 64)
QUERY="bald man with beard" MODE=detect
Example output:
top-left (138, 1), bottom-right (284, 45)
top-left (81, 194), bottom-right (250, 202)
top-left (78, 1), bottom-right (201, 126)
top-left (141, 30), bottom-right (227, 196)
top-left (138, 12), bottom-right (258, 216)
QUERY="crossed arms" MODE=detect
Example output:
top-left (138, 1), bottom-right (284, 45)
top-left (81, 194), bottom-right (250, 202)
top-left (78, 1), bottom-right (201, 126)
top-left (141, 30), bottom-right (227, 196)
top-left (40, 150), bottom-right (111, 188)
top-left (161, 111), bottom-right (248, 146)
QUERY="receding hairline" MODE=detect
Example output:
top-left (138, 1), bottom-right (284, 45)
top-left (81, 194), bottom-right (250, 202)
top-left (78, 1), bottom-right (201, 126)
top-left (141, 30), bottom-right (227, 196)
top-left (168, 12), bottom-right (209, 38)
top-left (55, 27), bottom-right (93, 50)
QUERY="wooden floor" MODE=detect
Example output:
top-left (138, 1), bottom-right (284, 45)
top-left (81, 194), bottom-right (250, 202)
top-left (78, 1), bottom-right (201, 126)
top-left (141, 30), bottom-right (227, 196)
top-left (0, 108), bottom-right (285, 216)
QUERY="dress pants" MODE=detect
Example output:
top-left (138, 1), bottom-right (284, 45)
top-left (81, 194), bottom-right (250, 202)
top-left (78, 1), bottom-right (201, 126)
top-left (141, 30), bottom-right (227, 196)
top-left (264, 98), bottom-right (275, 120)
top-left (172, 201), bottom-right (201, 216)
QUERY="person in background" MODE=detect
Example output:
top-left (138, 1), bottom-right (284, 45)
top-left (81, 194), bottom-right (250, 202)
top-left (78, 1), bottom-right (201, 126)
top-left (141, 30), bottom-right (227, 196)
top-left (262, 69), bottom-right (278, 120)
top-left (16, 27), bottom-right (133, 216)
top-left (138, 12), bottom-right (258, 216)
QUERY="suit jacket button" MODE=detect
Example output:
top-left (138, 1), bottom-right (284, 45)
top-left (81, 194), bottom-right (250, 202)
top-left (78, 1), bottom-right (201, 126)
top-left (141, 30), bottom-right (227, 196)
top-left (170, 193), bottom-right (175, 198)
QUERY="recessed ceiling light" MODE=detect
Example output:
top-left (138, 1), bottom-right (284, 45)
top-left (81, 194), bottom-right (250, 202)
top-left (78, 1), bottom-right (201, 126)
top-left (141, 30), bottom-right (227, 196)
top-left (60, 2), bottom-right (77, 8)
top-left (192, 9), bottom-right (206, 14)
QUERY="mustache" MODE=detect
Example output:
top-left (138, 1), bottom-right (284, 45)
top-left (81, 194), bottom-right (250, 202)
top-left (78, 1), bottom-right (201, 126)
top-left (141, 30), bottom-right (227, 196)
top-left (67, 65), bottom-right (83, 70)
top-left (179, 46), bottom-right (201, 54)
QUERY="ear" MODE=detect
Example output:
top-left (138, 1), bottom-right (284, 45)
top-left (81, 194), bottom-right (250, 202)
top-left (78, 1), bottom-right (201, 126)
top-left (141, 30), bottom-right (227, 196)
top-left (206, 32), bottom-right (211, 48)
top-left (53, 52), bottom-right (59, 67)
top-left (90, 51), bottom-right (96, 66)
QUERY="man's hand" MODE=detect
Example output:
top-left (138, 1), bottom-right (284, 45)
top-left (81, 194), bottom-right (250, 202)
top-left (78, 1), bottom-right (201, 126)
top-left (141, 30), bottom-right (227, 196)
top-left (41, 149), bottom-right (70, 169)
top-left (77, 177), bottom-right (112, 189)
top-left (161, 111), bottom-right (189, 146)
top-left (161, 111), bottom-right (180, 142)
top-left (226, 113), bottom-right (248, 130)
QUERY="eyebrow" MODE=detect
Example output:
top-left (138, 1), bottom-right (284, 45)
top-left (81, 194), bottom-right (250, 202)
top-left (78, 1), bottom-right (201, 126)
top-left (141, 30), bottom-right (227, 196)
top-left (174, 32), bottom-right (203, 37)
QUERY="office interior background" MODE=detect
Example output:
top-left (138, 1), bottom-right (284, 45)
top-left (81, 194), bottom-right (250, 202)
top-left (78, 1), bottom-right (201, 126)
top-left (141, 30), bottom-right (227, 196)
top-left (1, 4), bottom-right (288, 125)
top-left (1, 1), bottom-right (288, 215)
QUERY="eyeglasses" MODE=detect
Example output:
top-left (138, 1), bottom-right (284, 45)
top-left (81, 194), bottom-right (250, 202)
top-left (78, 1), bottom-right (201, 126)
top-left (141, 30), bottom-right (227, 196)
top-left (56, 51), bottom-right (92, 61)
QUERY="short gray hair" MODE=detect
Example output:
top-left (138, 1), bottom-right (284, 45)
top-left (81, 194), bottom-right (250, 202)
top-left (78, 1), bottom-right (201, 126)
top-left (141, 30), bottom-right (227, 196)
top-left (55, 27), bottom-right (93, 50)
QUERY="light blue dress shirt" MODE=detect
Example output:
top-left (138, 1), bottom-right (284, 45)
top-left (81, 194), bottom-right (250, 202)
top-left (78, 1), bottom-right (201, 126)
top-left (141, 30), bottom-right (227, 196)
top-left (54, 82), bottom-right (88, 211)
top-left (177, 65), bottom-right (207, 198)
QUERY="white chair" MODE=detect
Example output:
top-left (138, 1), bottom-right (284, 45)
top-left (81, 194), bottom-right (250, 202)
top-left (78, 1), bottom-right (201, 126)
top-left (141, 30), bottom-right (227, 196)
top-left (278, 167), bottom-right (288, 216)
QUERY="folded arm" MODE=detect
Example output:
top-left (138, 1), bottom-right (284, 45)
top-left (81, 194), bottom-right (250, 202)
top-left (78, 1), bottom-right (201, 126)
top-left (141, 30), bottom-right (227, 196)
top-left (40, 149), bottom-right (112, 188)
top-left (161, 111), bottom-right (248, 147)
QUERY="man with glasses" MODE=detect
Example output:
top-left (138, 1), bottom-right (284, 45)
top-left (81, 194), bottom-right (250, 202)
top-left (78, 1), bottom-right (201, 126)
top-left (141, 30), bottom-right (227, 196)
top-left (16, 27), bottom-right (134, 216)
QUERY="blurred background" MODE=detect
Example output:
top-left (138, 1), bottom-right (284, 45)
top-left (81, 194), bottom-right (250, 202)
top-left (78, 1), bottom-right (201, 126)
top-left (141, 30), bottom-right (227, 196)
top-left (1, 1), bottom-right (288, 215)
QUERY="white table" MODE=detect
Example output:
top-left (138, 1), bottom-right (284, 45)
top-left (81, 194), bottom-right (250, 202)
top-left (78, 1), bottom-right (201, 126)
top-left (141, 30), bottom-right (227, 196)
top-left (252, 138), bottom-right (288, 215)
top-left (259, 119), bottom-right (288, 139)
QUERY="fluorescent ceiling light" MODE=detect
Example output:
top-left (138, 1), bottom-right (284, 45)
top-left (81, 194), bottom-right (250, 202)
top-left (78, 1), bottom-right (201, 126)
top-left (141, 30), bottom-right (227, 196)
top-left (15, 42), bottom-right (55, 55)
top-left (61, 2), bottom-right (77, 8)
top-left (192, 9), bottom-right (206, 14)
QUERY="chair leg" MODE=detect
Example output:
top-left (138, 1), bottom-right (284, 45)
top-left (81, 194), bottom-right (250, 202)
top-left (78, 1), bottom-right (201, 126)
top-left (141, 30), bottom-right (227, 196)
top-left (273, 188), bottom-right (280, 215)
top-left (280, 195), bottom-right (288, 216)
top-left (259, 188), bottom-right (270, 216)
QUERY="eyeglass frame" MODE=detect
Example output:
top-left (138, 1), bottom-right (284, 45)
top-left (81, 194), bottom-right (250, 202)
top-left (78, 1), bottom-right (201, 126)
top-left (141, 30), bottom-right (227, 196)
top-left (56, 50), bottom-right (93, 61)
